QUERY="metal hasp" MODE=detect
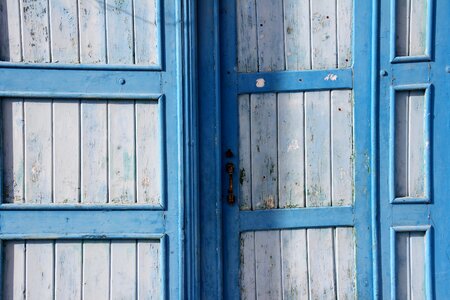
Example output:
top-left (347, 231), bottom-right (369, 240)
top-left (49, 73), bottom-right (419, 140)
top-left (225, 162), bottom-right (235, 205)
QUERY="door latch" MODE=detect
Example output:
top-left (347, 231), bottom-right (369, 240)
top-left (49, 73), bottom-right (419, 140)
top-left (225, 162), bottom-right (235, 205)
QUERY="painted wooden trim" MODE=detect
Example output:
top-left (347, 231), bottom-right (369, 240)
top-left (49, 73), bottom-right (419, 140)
top-left (0, 68), bottom-right (162, 98)
top-left (389, 84), bottom-right (431, 204)
top-left (239, 207), bottom-right (354, 232)
top-left (237, 68), bottom-right (353, 94)
top-left (390, 225), bottom-right (433, 300)
top-left (0, 210), bottom-right (165, 239)
top-left (389, 0), bottom-right (434, 63)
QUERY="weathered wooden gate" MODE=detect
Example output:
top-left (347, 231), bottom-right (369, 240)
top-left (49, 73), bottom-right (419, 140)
top-left (0, 0), bottom-right (186, 298)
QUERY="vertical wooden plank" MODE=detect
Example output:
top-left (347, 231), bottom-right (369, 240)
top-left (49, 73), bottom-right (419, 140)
top-left (307, 228), bottom-right (336, 300)
top-left (337, 0), bottom-right (353, 68)
top-left (137, 240), bottom-right (161, 299)
top-left (134, 0), bottom-right (158, 65)
top-left (409, 0), bottom-right (427, 56)
top-left (3, 241), bottom-right (26, 300)
top-left (236, 0), bottom-right (257, 72)
top-left (335, 227), bottom-right (356, 299)
top-left (24, 100), bottom-right (52, 203)
top-left (408, 91), bottom-right (425, 197)
top-left (53, 100), bottom-right (80, 203)
top-left (255, 231), bottom-right (282, 299)
top-left (251, 93), bottom-right (278, 210)
top-left (395, 0), bottom-right (411, 56)
top-left (281, 229), bottom-right (309, 300)
top-left (21, 0), bottom-right (50, 62)
top-left (238, 95), bottom-right (251, 210)
top-left (111, 241), bottom-right (137, 298)
top-left (81, 101), bottom-right (108, 203)
top-left (310, 0), bottom-right (337, 69)
top-left (278, 93), bottom-right (305, 208)
top-left (49, 0), bottom-right (79, 63)
top-left (26, 241), bottom-right (54, 300)
top-left (331, 90), bottom-right (353, 206)
top-left (395, 91), bottom-right (409, 197)
top-left (0, 0), bottom-right (22, 61)
top-left (240, 232), bottom-right (256, 300)
top-left (55, 241), bottom-right (82, 299)
top-left (109, 101), bottom-right (136, 204)
top-left (136, 101), bottom-right (161, 205)
top-left (106, 0), bottom-right (133, 64)
top-left (409, 232), bottom-right (426, 300)
top-left (79, 0), bottom-right (107, 64)
top-left (83, 241), bottom-right (110, 300)
top-left (3, 99), bottom-right (25, 203)
top-left (305, 91), bottom-right (331, 207)
top-left (256, 0), bottom-right (284, 71)
top-left (283, 0), bottom-right (311, 70)
top-left (396, 232), bottom-right (411, 300)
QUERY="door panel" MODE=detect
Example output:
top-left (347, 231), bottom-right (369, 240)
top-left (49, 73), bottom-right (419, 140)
top-left (0, 0), bottom-right (183, 298)
top-left (379, 0), bottom-right (450, 298)
top-left (221, 0), bottom-right (373, 298)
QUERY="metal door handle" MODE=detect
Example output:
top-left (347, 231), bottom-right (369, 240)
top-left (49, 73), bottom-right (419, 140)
top-left (225, 163), bottom-right (235, 205)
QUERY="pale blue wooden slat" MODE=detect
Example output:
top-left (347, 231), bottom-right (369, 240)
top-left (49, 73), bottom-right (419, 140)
top-left (255, 231), bottom-right (282, 299)
top-left (395, 232), bottom-right (410, 299)
top-left (337, 0), bottom-right (353, 68)
top-left (21, 0), bottom-right (50, 63)
top-left (236, 0), bottom-right (257, 72)
top-left (395, 91), bottom-right (409, 197)
top-left (238, 94), bottom-right (252, 210)
top-left (239, 232), bottom-right (256, 300)
top-left (134, 0), bottom-right (159, 66)
top-left (0, 0), bottom-right (22, 61)
top-left (111, 240), bottom-right (137, 298)
top-left (137, 240), bottom-right (161, 299)
top-left (106, 0), bottom-right (134, 64)
top-left (55, 241), bottom-right (82, 299)
top-left (2, 241), bottom-right (26, 299)
top-left (310, 0), bottom-right (337, 69)
top-left (335, 227), bottom-right (356, 299)
top-left (409, 232), bottom-right (426, 300)
top-left (83, 241), bottom-right (110, 299)
top-left (79, 0), bottom-right (107, 64)
top-left (26, 241), bottom-right (54, 300)
top-left (408, 0), bottom-right (427, 56)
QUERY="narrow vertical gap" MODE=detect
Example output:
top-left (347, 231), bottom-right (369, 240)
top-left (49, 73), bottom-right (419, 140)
top-left (302, 92), bottom-right (307, 207)
top-left (406, 0), bottom-right (412, 56)
top-left (253, 0), bottom-right (260, 72)
top-left (47, 0), bottom-right (52, 62)
top-left (334, 0), bottom-right (339, 68)
top-left (281, 0), bottom-right (286, 71)
top-left (79, 101), bottom-right (84, 204)
top-left (249, 95), bottom-right (253, 210)
top-left (252, 233), bottom-right (257, 297)
top-left (51, 100), bottom-right (55, 203)
top-left (104, 0), bottom-right (109, 64)
top-left (77, 100), bottom-right (81, 203)
top-left (279, 230), bottom-right (284, 300)
top-left (106, 101), bottom-right (110, 203)
top-left (76, 0), bottom-right (81, 63)
top-left (52, 241), bottom-right (56, 300)
top-left (131, 0), bottom-right (136, 65)
top-left (306, 230), bottom-right (311, 300)
top-left (332, 229), bottom-right (338, 300)
top-left (81, 241), bottom-right (84, 299)
top-left (308, 0), bottom-right (313, 69)
top-left (406, 92), bottom-right (410, 196)
top-left (329, 91), bottom-right (333, 206)
top-left (18, 0), bottom-right (24, 61)
top-left (22, 100), bottom-right (26, 203)
top-left (135, 240), bottom-right (138, 299)
top-left (21, 99), bottom-right (25, 203)
top-left (108, 241), bottom-right (112, 300)
top-left (407, 233), bottom-right (412, 300)
top-left (133, 101), bottom-right (138, 203)
top-left (24, 241), bottom-right (28, 298)
top-left (275, 94), bottom-right (279, 208)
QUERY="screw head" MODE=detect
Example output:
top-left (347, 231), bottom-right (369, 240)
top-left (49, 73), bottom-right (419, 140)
top-left (380, 70), bottom-right (388, 77)
top-left (118, 78), bottom-right (126, 85)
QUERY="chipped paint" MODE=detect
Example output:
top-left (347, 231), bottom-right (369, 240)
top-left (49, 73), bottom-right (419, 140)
top-left (256, 78), bottom-right (265, 88)
top-left (324, 73), bottom-right (338, 81)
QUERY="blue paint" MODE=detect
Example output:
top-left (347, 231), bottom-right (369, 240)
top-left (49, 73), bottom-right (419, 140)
top-left (237, 68), bottom-right (353, 94)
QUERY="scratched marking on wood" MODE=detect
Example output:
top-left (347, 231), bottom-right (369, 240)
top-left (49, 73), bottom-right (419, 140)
top-left (2, 99), bottom-right (162, 205)
top-left (2, 239), bottom-right (162, 298)
top-left (0, 0), bottom-right (160, 65)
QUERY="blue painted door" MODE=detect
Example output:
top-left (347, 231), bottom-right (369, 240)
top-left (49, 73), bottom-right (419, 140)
top-left (378, 0), bottom-right (450, 298)
top-left (220, 0), bottom-right (374, 298)
top-left (0, 0), bottom-right (185, 298)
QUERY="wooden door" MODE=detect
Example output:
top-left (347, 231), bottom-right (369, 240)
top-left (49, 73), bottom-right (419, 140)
top-left (220, 0), bottom-right (373, 298)
top-left (378, 0), bottom-right (450, 298)
top-left (0, 0), bottom-right (185, 298)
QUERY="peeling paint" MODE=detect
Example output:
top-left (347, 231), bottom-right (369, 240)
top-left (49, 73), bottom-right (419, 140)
top-left (324, 73), bottom-right (338, 81)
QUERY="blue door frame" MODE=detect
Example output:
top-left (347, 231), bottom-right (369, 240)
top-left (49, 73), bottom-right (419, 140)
top-left (197, 0), bottom-right (449, 299)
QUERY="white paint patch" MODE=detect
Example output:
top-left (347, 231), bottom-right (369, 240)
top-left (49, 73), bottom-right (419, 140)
top-left (287, 139), bottom-right (300, 152)
top-left (324, 73), bottom-right (338, 81)
top-left (256, 78), bottom-right (266, 88)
